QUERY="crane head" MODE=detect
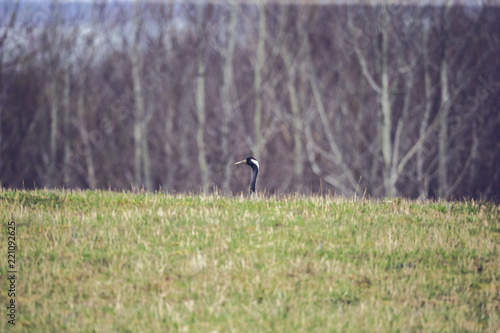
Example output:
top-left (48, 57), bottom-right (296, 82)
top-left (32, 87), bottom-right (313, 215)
top-left (234, 157), bottom-right (259, 169)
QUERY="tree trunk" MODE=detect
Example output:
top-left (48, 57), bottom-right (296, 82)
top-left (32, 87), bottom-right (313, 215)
top-left (131, 0), bottom-right (152, 190)
top-left (0, 2), bottom-right (19, 179)
top-left (62, 66), bottom-right (71, 187)
top-left (220, 2), bottom-right (238, 194)
top-left (196, 4), bottom-right (209, 194)
top-left (163, 104), bottom-right (175, 192)
top-left (49, 73), bottom-right (59, 188)
top-left (142, 99), bottom-right (153, 190)
top-left (253, 2), bottom-right (266, 160)
top-left (379, 11), bottom-right (394, 197)
top-left (417, 24), bottom-right (432, 199)
top-left (438, 4), bottom-right (451, 198)
top-left (469, 121), bottom-right (479, 194)
top-left (76, 84), bottom-right (96, 189)
top-left (282, 51), bottom-right (303, 193)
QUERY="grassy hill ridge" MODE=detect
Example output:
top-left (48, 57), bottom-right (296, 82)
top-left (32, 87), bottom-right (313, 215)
top-left (1, 189), bottom-right (499, 332)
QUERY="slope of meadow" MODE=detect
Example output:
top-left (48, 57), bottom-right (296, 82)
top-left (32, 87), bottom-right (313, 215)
top-left (1, 189), bottom-right (499, 332)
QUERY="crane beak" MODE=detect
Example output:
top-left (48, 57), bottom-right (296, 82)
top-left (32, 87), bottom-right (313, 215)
top-left (234, 159), bottom-right (246, 165)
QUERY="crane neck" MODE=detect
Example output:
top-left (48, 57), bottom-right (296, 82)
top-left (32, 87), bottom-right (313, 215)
top-left (250, 164), bottom-right (259, 193)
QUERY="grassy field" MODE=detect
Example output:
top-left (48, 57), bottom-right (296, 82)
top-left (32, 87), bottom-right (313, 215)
top-left (0, 189), bottom-right (499, 332)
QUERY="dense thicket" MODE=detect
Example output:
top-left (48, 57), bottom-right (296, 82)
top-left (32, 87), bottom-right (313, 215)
top-left (1, 2), bottom-right (499, 200)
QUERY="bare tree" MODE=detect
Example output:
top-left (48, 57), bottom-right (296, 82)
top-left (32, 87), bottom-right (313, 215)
top-left (277, 6), bottom-right (312, 193)
top-left (252, 2), bottom-right (266, 160)
top-left (62, 65), bottom-right (71, 187)
top-left (416, 19), bottom-right (433, 199)
top-left (437, 1), bottom-right (453, 198)
top-left (75, 76), bottom-right (97, 189)
top-left (131, 1), bottom-right (152, 190)
top-left (152, 4), bottom-right (177, 192)
top-left (195, 4), bottom-right (211, 194)
top-left (220, 2), bottom-right (238, 194)
top-left (46, 4), bottom-right (62, 188)
top-left (0, 2), bottom-right (19, 178)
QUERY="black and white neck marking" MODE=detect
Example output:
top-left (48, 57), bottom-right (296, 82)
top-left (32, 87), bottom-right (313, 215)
top-left (234, 156), bottom-right (260, 196)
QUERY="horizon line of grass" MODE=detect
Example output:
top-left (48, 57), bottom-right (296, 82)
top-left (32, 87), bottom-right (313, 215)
top-left (0, 186), bottom-right (497, 205)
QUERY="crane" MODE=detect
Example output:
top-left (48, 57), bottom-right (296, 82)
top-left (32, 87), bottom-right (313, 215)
top-left (234, 157), bottom-right (259, 198)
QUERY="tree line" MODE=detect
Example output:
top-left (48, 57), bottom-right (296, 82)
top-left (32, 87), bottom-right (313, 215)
top-left (1, 1), bottom-right (499, 200)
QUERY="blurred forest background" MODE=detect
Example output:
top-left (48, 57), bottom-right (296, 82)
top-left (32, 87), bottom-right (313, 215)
top-left (1, 1), bottom-right (499, 200)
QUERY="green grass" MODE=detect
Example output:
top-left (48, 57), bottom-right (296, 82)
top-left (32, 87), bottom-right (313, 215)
top-left (1, 189), bottom-right (499, 332)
